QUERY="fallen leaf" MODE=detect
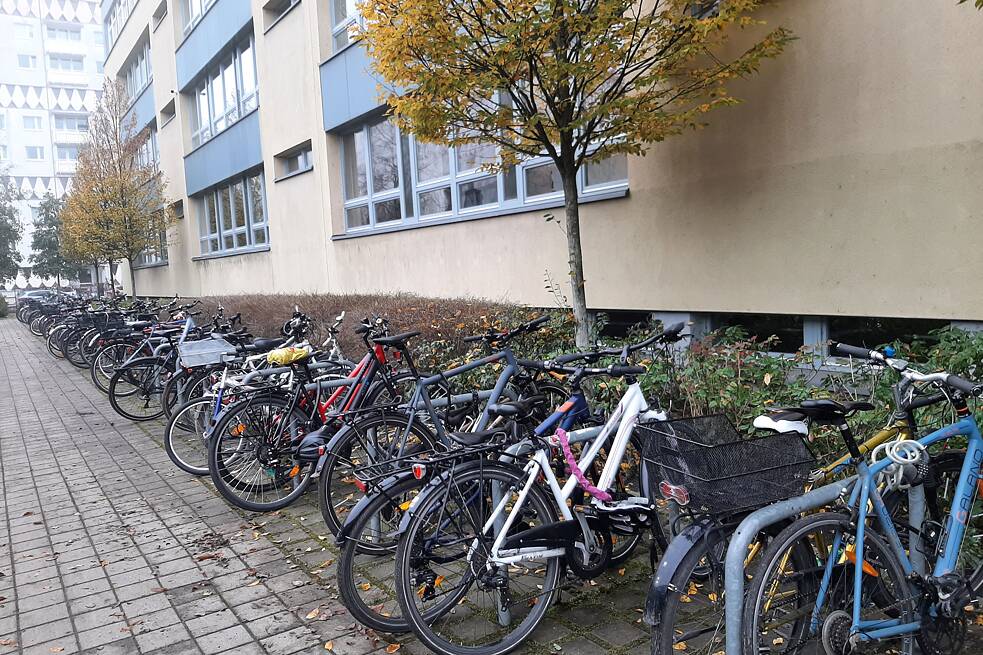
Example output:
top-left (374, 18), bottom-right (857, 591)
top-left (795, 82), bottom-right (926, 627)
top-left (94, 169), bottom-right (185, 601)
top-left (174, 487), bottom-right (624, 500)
top-left (49, 648), bottom-right (65, 653)
top-left (772, 637), bottom-right (784, 646)
top-left (617, 568), bottom-right (626, 576)
top-left (679, 595), bottom-right (692, 603)
top-left (151, 587), bottom-right (167, 593)
top-left (385, 644), bottom-right (401, 653)
top-left (360, 583), bottom-right (372, 591)
top-left (22, 511), bottom-right (33, 517)
top-left (196, 553), bottom-right (219, 561)
top-left (0, 640), bottom-right (15, 647)
top-left (247, 580), bottom-right (262, 587)
top-left (306, 608), bottom-right (321, 620)
top-left (707, 592), bottom-right (718, 602)
top-left (672, 642), bottom-right (687, 651)
top-left (324, 641), bottom-right (334, 651)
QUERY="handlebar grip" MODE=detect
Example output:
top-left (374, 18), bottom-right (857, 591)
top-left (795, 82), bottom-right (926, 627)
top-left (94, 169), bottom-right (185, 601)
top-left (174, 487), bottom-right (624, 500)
top-left (907, 392), bottom-right (948, 411)
top-left (830, 342), bottom-right (878, 360)
top-left (555, 351), bottom-right (593, 365)
top-left (608, 365), bottom-right (646, 377)
top-left (463, 335), bottom-right (486, 343)
top-left (946, 373), bottom-right (980, 396)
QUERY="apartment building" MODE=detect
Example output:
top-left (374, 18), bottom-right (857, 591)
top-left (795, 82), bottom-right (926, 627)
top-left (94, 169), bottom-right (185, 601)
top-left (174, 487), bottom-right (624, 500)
top-left (0, 0), bottom-right (106, 290)
top-left (104, 0), bottom-right (983, 351)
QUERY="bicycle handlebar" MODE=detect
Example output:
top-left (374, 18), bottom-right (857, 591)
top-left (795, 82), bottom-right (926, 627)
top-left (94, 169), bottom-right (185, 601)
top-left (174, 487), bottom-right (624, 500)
top-left (553, 321), bottom-right (686, 365)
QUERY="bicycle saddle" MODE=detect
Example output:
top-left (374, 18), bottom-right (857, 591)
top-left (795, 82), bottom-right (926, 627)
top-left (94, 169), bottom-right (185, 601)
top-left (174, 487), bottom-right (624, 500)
top-left (246, 337), bottom-right (287, 352)
top-left (487, 395), bottom-right (546, 418)
top-left (752, 411), bottom-right (808, 436)
top-left (372, 331), bottom-right (421, 347)
top-left (767, 400), bottom-right (876, 425)
top-left (448, 428), bottom-right (507, 447)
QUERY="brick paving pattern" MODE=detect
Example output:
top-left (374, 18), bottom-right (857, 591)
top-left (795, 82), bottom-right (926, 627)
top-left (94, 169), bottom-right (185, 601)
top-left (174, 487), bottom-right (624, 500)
top-left (0, 318), bottom-right (660, 654)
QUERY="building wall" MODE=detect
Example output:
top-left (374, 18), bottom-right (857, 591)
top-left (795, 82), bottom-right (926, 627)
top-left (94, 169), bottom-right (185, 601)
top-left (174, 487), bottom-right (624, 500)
top-left (0, 0), bottom-right (105, 274)
top-left (109, 0), bottom-right (983, 330)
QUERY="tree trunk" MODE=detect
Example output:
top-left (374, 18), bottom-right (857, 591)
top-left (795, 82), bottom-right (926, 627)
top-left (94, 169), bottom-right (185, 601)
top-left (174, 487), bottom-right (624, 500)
top-left (126, 258), bottom-right (136, 300)
top-left (561, 170), bottom-right (591, 348)
top-left (94, 263), bottom-right (104, 297)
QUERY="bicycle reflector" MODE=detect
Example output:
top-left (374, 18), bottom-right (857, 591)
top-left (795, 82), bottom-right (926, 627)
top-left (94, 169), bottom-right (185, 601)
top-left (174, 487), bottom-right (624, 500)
top-left (412, 463), bottom-right (427, 480)
top-left (659, 481), bottom-right (690, 506)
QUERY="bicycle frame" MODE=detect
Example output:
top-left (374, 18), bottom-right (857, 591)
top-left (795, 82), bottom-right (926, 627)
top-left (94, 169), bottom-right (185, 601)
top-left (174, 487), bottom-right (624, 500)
top-left (811, 414), bottom-right (983, 643)
top-left (485, 381), bottom-right (663, 565)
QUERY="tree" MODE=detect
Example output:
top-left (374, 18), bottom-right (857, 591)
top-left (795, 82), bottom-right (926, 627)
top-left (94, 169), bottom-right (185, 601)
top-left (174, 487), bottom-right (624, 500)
top-left (0, 172), bottom-right (23, 283)
top-left (30, 193), bottom-right (76, 289)
top-left (61, 80), bottom-right (175, 299)
top-left (359, 0), bottom-right (792, 345)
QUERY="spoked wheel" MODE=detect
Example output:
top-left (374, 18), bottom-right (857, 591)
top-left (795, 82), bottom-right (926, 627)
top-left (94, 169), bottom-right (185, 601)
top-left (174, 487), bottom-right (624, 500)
top-left (107, 359), bottom-right (169, 422)
top-left (165, 396), bottom-right (216, 476)
top-left (394, 463), bottom-right (561, 655)
top-left (64, 329), bottom-right (90, 368)
top-left (90, 342), bottom-right (140, 394)
top-left (337, 475), bottom-right (427, 633)
top-left (318, 411), bottom-right (436, 538)
top-left (207, 395), bottom-right (315, 512)
top-left (163, 368), bottom-right (213, 420)
top-left (46, 327), bottom-right (67, 358)
top-left (742, 512), bottom-right (915, 655)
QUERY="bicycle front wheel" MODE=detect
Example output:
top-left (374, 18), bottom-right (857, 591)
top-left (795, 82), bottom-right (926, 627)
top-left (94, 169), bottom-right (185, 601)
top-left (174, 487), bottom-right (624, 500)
top-left (107, 360), bottom-right (168, 422)
top-left (743, 512), bottom-right (915, 655)
top-left (165, 397), bottom-right (216, 476)
top-left (394, 462), bottom-right (561, 655)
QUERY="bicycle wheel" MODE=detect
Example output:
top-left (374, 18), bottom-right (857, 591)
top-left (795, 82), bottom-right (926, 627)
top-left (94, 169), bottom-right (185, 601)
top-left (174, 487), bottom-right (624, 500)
top-left (164, 397), bottom-right (216, 476)
top-left (207, 394), bottom-right (315, 512)
top-left (46, 326), bottom-right (67, 358)
top-left (64, 328), bottom-right (90, 368)
top-left (337, 476), bottom-right (427, 633)
top-left (90, 342), bottom-right (139, 394)
top-left (650, 524), bottom-right (731, 655)
top-left (108, 359), bottom-right (169, 422)
top-left (743, 512), bottom-right (915, 655)
top-left (318, 411), bottom-right (435, 537)
top-left (394, 462), bottom-right (561, 655)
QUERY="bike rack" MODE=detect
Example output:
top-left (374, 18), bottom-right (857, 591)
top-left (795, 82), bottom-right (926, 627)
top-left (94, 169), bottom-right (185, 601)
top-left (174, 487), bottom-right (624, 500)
top-left (723, 476), bottom-right (854, 655)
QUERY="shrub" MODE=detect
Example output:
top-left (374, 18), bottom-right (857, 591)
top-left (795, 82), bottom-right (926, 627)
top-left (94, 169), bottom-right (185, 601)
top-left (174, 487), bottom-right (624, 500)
top-left (0, 296), bottom-right (8, 318)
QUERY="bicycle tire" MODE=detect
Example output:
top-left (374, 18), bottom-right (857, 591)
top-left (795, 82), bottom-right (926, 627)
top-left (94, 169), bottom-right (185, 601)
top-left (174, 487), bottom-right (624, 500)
top-left (165, 396), bottom-right (215, 476)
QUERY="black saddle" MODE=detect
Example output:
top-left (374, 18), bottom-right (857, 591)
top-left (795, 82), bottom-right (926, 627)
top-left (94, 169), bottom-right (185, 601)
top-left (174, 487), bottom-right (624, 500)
top-left (373, 331), bottom-right (422, 347)
top-left (448, 428), bottom-right (506, 447)
top-left (777, 399), bottom-right (875, 424)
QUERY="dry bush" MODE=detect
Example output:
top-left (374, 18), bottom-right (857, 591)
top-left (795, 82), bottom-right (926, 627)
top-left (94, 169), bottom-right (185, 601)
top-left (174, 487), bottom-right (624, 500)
top-left (193, 293), bottom-right (562, 362)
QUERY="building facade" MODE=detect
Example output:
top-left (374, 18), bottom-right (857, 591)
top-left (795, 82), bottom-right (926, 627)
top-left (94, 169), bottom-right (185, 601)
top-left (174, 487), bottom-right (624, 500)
top-left (104, 0), bottom-right (983, 351)
top-left (0, 0), bottom-right (106, 290)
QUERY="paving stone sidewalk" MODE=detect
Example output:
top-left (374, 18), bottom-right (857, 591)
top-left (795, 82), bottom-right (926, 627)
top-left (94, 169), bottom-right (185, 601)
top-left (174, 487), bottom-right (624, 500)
top-left (0, 317), bottom-right (656, 655)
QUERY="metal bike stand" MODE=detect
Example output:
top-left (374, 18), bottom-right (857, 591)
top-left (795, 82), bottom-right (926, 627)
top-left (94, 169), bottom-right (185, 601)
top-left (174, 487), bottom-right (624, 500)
top-left (723, 477), bottom-right (854, 655)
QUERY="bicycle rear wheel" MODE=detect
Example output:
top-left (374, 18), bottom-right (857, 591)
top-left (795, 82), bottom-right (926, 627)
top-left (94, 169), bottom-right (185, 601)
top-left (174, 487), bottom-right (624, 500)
top-left (207, 395), bottom-right (315, 512)
top-left (108, 359), bottom-right (168, 422)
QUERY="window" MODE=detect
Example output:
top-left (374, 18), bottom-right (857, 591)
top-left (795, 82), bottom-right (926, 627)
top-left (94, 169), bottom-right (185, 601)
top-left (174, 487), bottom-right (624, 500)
top-left (136, 227), bottom-right (169, 266)
top-left (0, 145), bottom-right (7, 161)
top-left (0, 114), bottom-right (5, 130)
top-left (17, 54), bottom-right (37, 69)
top-left (828, 317), bottom-right (948, 351)
top-left (46, 25), bottom-right (82, 41)
top-left (25, 146), bottom-right (45, 160)
top-left (263, 0), bottom-right (300, 29)
top-left (189, 38), bottom-right (259, 147)
top-left (23, 115), bottom-right (42, 130)
top-left (122, 41), bottom-right (151, 100)
top-left (331, 0), bottom-right (359, 51)
top-left (152, 1), bottom-right (168, 29)
top-left (94, 30), bottom-right (104, 47)
top-left (56, 145), bottom-right (79, 161)
top-left (105, 0), bottom-right (138, 49)
top-left (15, 24), bottom-right (34, 40)
top-left (181, 0), bottom-right (218, 35)
top-left (710, 314), bottom-right (805, 354)
top-left (340, 117), bottom-right (628, 232)
top-left (198, 171), bottom-right (269, 254)
top-left (275, 141), bottom-right (313, 179)
top-left (54, 115), bottom-right (89, 132)
top-left (49, 54), bottom-right (85, 71)
top-left (136, 128), bottom-right (159, 169)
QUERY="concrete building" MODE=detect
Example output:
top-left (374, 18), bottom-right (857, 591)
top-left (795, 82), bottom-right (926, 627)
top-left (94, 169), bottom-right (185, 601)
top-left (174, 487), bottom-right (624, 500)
top-left (0, 0), bottom-right (108, 292)
top-left (103, 0), bottom-right (983, 351)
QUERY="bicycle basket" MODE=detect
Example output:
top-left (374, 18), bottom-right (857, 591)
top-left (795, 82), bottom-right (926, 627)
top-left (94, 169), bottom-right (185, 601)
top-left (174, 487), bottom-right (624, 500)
top-left (637, 414), bottom-right (815, 516)
top-left (177, 338), bottom-right (236, 368)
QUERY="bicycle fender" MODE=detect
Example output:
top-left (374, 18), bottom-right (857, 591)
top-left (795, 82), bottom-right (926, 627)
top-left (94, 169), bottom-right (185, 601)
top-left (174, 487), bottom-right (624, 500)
top-left (642, 516), bottom-right (722, 626)
top-left (311, 423), bottom-right (351, 474)
top-left (335, 471), bottom-right (416, 546)
top-left (394, 460), bottom-right (525, 538)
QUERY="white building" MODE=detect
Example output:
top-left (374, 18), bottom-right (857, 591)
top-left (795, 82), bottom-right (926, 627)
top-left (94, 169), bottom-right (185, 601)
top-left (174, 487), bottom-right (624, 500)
top-left (0, 0), bottom-right (106, 294)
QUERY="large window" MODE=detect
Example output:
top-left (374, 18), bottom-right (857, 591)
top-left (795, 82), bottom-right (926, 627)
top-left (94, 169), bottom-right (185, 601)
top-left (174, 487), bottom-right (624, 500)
top-left (181, 0), bottom-right (218, 35)
top-left (25, 146), bottom-right (45, 160)
top-left (49, 54), bottom-right (84, 72)
top-left (198, 171), bottom-right (269, 255)
top-left (190, 38), bottom-right (258, 148)
top-left (23, 115), bottom-right (42, 130)
top-left (54, 114), bottom-right (89, 132)
top-left (17, 54), bottom-right (37, 69)
top-left (56, 145), bottom-right (79, 161)
top-left (47, 25), bottom-right (82, 41)
top-left (135, 228), bottom-right (168, 267)
top-left (136, 128), bottom-right (159, 169)
top-left (122, 41), bottom-right (151, 101)
top-left (340, 118), bottom-right (628, 232)
top-left (330, 0), bottom-right (359, 51)
top-left (105, 0), bottom-right (138, 49)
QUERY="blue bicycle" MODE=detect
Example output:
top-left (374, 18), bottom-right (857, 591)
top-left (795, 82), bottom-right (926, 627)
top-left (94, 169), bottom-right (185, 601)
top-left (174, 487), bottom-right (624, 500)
top-left (742, 345), bottom-right (983, 655)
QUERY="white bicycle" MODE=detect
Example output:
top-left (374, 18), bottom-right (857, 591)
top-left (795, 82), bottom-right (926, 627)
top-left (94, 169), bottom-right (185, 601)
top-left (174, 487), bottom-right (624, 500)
top-left (392, 323), bottom-right (685, 655)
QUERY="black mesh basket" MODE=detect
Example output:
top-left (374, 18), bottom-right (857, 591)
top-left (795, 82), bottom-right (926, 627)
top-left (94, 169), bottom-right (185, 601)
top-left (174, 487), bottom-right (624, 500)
top-left (637, 414), bottom-right (815, 516)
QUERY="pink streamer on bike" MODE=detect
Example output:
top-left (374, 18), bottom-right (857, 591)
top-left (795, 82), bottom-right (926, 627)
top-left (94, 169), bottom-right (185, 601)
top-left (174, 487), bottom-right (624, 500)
top-left (555, 428), bottom-right (612, 502)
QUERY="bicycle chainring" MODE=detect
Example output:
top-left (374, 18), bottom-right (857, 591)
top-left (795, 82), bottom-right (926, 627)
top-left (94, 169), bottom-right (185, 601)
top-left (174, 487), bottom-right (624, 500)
top-left (564, 524), bottom-right (612, 579)
top-left (919, 612), bottom-right (967, 655)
